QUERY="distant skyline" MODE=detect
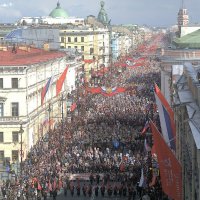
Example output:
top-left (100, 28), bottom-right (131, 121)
top-left (0, 0), bottom-right (200, 27)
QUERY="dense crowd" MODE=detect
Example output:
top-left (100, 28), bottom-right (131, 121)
top-left (1, 36), bottom-right (169, 200)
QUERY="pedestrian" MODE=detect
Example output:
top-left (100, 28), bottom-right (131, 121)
top-left (107, 184), bottom-right (112, 197)
top-left (82, 184), bottom-right (87, 197)
top-left (52, 189), bottom-right (57, 200)
top-left (76, 184), bottom-right (81, 196)
top-left (101, 184), bottom-right (105, 197)
top-left (88, 184), bottom-right (92, 197)
top-left (95, 184), bottom-right (99, 197)
top-left (113, 184), bottom-right (118, 197)
top-left (70, 183), bottom-right (74, 197)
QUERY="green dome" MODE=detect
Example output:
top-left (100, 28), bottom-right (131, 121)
top-left (49, 1), bottom-right (68, 18)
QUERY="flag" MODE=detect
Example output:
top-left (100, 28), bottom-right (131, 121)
top-left (150, 121), bottom-right (182, 200)
top-left (154, 83), bottom-right (176, 151)
top-left (144, 139), bottom-right (151, 152)
top-left (85, 86), bottom-right (101, 94)
top-left (41, 77), bottom-right (52, 105)
top-left (53, 179), bottom-right (57, 190)
top-left (48, 180), bottom-right (52, 192)
top-left (151, 145), bottom-right (156, 156)
top-left (70, 103), bottom-right (77, 112)
top-left (56, 66), bottom-right (68, 96)
top-left (139, 168), bottom-right (144, 187)
top-left (119, 163), bottom-right (125, 172)
top-left (141, 121), bottom-right (149, 135)
top-left (37, 182), bottom-right (42, 190)
top-left (58, 180), bottom-right (63, 190)
top-left (85, 86), bottom-right (126, 97)
top-left (100, 86), bottom-right (126, 97)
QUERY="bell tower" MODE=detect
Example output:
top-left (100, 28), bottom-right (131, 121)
top-left (177, 0), bottom-right (189, 35)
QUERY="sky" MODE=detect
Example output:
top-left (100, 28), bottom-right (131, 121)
top-left (0, 0), bottom-right (200, 27)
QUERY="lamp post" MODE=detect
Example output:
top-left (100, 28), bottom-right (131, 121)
top-left (19, 123), bottom-right (24, 176)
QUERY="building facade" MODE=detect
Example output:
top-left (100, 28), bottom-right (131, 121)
top-left (173, 62), bottom-right (200, 200)
top-left (0, 46), bottom-right (81, 164)
top-left (59, 27), bottom-right (110, 79)
top-left (160, 48), bottom-right (200, 106)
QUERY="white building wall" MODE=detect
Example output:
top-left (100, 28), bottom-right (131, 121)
top-left (0, 57), bottom-right (82, 163)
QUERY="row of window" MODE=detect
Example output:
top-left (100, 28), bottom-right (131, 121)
top-left (0, 78), bottom-right (18, 89)
top-left (0, 150), bottom-right (19, 162)
top-left (0, 132), bottom-right (19, 143)
top-left (61, 36), bottom-right (85, 43)
top-left (0, 102), bottom-right (19, 117)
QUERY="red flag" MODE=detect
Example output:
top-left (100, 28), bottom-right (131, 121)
top-left (53, 179), bottom-right (57, 190)
top-left (151, 145), bottom-right (156, 156)
top-left (85, 86), bottom-right (101, 94)
top-left (100, 87), bottom-right (126, 97)
top-left (37, 182), bottom-right (42, 190)
top-left (70, 103), bottom-right (77, 112)
top-left (150, 121), bottom-right (182, 200)
top-left (58, 180), bottom-right (63, 190)
top-left (48, 180), bottom-right (52, 191)
top-left (119, 163), bottom-right (125, 172)
top-left (56, 66), bottom-right (68, 96)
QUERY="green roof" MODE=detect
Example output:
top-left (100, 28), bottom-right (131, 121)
top-left (173, 29), bottom-right (200, 49)
top-left (49, 2), bottom-right (68, 18)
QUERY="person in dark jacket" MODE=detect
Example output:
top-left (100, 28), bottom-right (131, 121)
top-left (52, 189), bottom-right (57, 200)
top-left (101, 184), bottom-right (105, 197)
top-left (82, 184), bottom-right (87, 197)
top-left (95, 184), bottom-right (99, 197)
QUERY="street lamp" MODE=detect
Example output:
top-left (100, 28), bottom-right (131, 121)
top-left (19, 123), bottom-right (24, 176)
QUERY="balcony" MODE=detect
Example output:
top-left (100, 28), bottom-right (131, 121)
top-left (0, 116), bottom-right (20, 125)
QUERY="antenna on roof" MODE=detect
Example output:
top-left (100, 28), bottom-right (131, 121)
top-left (181, 0), bottom-right (185, 9)
top-left (12, 44), bottom-right (17, 54)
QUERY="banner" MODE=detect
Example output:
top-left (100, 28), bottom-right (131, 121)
top-left (139, 168), bottom-right (144, 187)
top-left (56, 66), bottom-right (68, 96)
top-left (85, 86), bottom-right (126, 97)
top-left (150, 121), bottom-right (182, 200)
top-left (100, 86), bottom-right (126, 97)
top-left (154, 83), bottom-right (176, 151)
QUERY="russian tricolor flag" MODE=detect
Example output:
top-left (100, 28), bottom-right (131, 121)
top-left (141, 121), bottom-right (149, 135)
top-left (154, 83), bottom-right (176, 151)
top-left (41, 77), bottom-right (52, 105)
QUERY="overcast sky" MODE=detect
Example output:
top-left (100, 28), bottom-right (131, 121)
top-left (0, 0), bottom-right (200, 27)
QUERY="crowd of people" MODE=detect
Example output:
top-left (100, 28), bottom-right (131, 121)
top-left (1, 35), bottom-right (169, 200)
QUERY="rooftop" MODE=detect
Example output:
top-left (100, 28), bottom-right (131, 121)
top-left (49, 1), bottom-right (68, 19)
top-left (173, 29), bottom-right (200, 49)
top-left (0, 47), bottom-right (65, 66)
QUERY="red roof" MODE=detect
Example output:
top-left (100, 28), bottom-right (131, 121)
top-left (0, 47), bottom-right (66, 66)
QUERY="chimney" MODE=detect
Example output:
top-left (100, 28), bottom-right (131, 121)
top-left (43, 43), bottom-right (49, 51)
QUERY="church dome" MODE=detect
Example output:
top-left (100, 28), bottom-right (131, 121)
top-left (98, 1), bottom-right (109, 25)
top-left (49, 1), bottom-right (68, 18)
